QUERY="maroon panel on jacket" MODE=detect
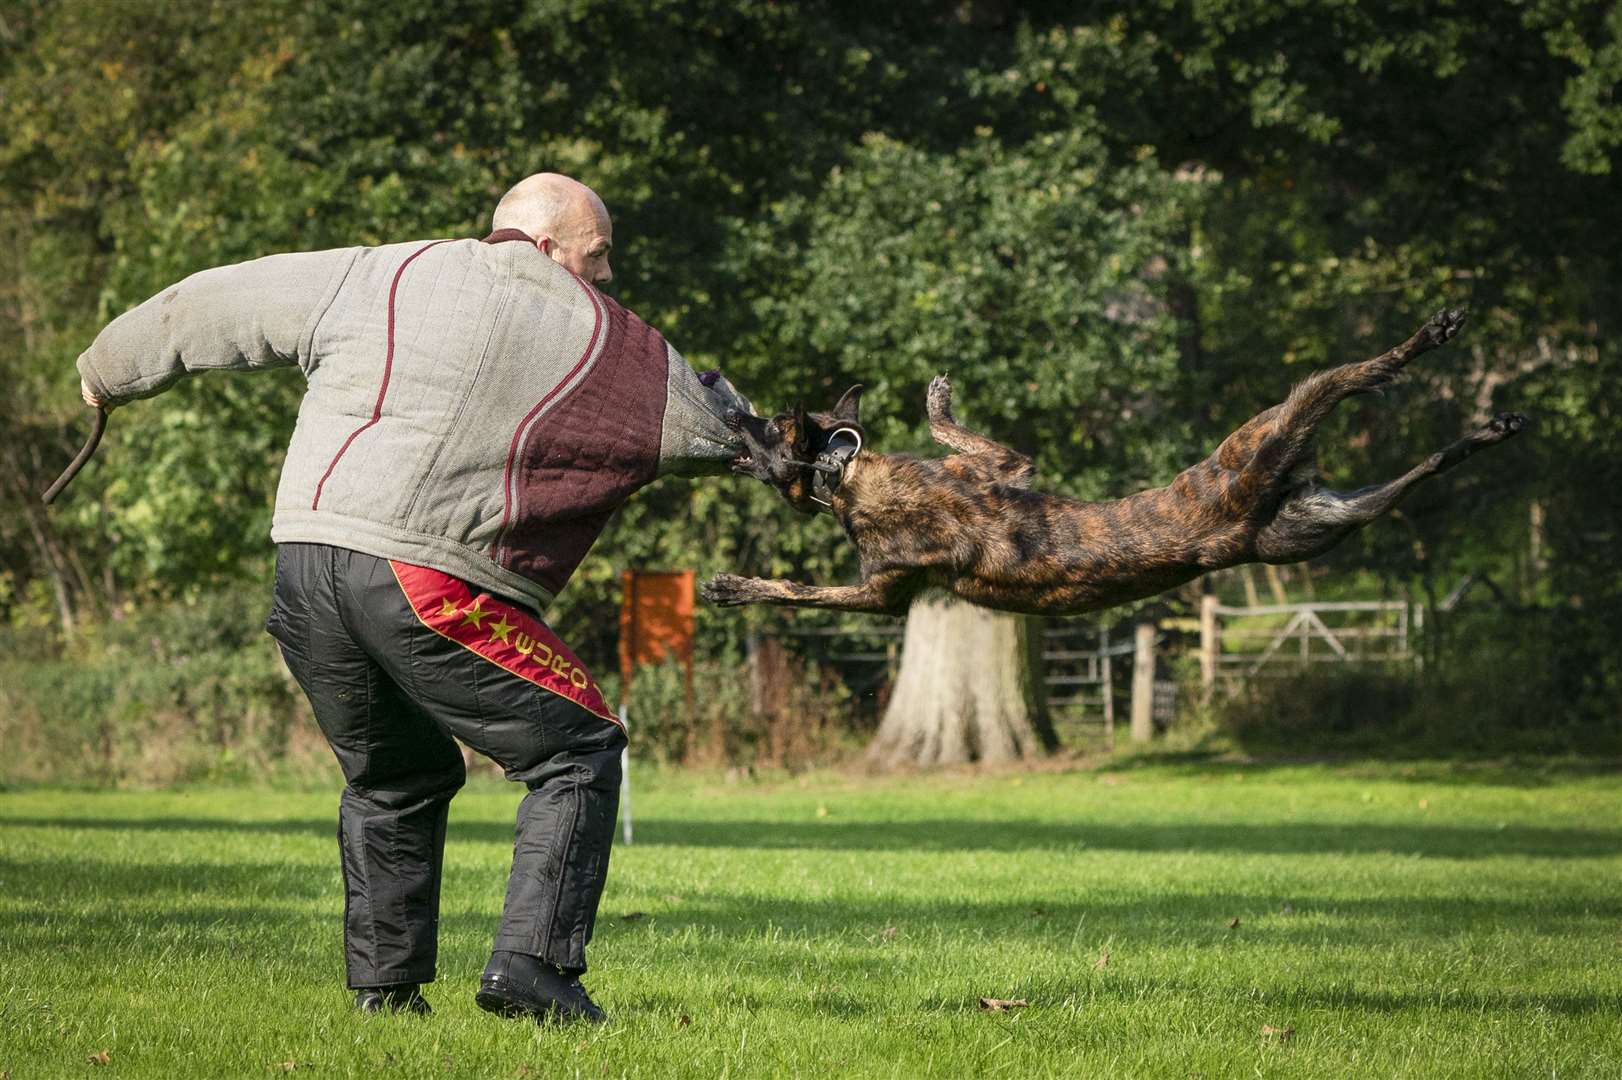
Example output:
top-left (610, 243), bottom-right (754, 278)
top-left (499, 295), bottom-right (670, 595)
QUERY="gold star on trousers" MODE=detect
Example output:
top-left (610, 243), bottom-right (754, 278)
top-left (460, 599), bottom-right (489, 630)
top-left (487, 616), bottom-right (515, 644)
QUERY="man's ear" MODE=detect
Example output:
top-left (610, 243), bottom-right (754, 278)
top-left (830, 384), bottom-right (863, 424)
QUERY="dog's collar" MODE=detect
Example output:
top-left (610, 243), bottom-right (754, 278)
top-left (809, 427), bottom-right (862, 508)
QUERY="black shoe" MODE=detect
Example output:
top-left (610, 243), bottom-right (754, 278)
top-left (354, 984), bottom-right (432, 1016)
top-left (475, 951), bottom-right (607, 1024)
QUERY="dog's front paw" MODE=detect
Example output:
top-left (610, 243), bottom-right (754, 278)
top-left (926, 374), bottom-right (954, 422)
top-left (1421, 307), bottom-right (1468, 347)
top-left (701, 573), bottom-right (761, 608)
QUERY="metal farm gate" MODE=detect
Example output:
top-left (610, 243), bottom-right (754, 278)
top-left (1198, 597), bottom-right (1416, 692)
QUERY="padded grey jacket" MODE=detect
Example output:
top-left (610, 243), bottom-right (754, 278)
top-left (76, 230), bottom-right (752, 612)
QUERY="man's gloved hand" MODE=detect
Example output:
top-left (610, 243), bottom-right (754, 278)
top-left (80, 378), bottom-right (108, 410)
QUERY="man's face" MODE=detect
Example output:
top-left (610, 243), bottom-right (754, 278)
top-left (541, 194), bottom-right (614, 287)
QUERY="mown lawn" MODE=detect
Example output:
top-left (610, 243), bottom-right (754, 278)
top-left (2, 759), bottom-right (1619, 1078)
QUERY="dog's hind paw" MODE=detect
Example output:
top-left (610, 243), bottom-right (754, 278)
top-left (926, 374), bottom-right (954, 422)
top-left (1484, 410), bottom-right (1529, 440)
top-left (1420, 307), bottom-right (1468, 347)
top-left (700, 573), bottom-right (758, 608)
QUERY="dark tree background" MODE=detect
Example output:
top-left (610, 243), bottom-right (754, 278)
top-left (3, 0), bottom-right (1617, 773)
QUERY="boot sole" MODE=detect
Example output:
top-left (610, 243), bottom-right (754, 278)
top-left (475, 986), bottom-right (540, 1018)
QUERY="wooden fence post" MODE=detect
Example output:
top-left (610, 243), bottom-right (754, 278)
top-left (1200, 593), bottom-right (1220, 699)
top-left (1099, 624), bottom-right (1115, 749)
top-left (1130, 620), bottom-right (1156, 743)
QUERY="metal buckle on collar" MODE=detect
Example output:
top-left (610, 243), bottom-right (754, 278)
top-left (807, 427), bottom-right (863, 508)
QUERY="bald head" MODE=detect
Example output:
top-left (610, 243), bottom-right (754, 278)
top-left (492, 173), bottom-right (614, 286)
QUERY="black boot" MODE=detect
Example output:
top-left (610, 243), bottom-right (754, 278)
top-left (354, 984), bottom-right (432, 1016)
top-left (476, 951), bottom-right (607, 1024)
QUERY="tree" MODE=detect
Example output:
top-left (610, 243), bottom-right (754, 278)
top-left (868, 595), bottom-right (1053, 768)
top-left (6, 0), bottom-right (1621, 755)
top-left (759, 125), bottom-right (1199, 766)
top-left (0, 0), bottom-right (294, 624)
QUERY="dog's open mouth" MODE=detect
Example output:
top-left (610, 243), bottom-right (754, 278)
top-left (731, 451), bottom-right (775, 481)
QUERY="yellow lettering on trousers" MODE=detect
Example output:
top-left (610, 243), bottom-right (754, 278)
top-left (513, 632), bottom-right (534, 657)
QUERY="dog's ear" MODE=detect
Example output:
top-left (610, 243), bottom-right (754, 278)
top-left (791, 401), bottom-right (809, 450)
top-left (830, 384), bottom-right (863, 424)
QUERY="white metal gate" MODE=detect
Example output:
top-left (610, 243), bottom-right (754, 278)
top-left (1200, 598), bottom-right (1415, 689)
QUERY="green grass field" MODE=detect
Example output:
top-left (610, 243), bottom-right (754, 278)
top-left (2, 759), bottom-right (1619, 1078)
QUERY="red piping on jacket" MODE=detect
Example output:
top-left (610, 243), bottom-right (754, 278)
top-left (490, 271), bottom-right (606, 564)
top-left (311, 239), bottom-right (452, 510)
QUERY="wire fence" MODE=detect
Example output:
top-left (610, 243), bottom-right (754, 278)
top-left (779, 618), bottom-right (1171, 749)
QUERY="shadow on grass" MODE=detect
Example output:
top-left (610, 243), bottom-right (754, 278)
top-left (940, 979), bottom-right (1622, 1019)
top-left (7, 815), bottom-right (1620, 859)
top-left (580, 890), bottom-right (1622, 949)
top-left (9, 858), bottom-right (1617, 976)
top-left (629, 818), bottom-right (1622, 858)
top-left (1103, 750), bottom-right (1622, 787)
top-left (0, 853), bottom-right (337, 902)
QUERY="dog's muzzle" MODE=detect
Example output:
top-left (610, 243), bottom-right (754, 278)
top-left (806, 427), bottom-right (862, 507)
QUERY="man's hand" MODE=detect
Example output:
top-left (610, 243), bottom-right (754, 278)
top-left (80, 378), bottom-right (107, 410)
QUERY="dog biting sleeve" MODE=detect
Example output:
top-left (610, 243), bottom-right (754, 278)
top-left (656, 346), bottom-right (756, 477)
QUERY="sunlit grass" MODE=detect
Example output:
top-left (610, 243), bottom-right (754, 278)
top-left (2, 760), bottom-right (1619, 1077)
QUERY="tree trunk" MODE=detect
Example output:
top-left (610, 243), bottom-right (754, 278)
top-left (1264, 563), bottom-right (1290, 606)
top-left (1, 438), bottom-right (76, 639)
top-left (1239, 565), bottom-right (1261, 607)
top-left (867, 593), bottom-right (1054, 769)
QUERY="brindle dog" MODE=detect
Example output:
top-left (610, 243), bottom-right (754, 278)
top-left (702, 309), bottom-right (1526, 616)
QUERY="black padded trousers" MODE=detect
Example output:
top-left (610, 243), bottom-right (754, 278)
top-left (265, 543), bottom-right (625, 988)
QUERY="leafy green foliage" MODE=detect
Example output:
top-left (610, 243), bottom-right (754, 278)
top-left (2, 0), bottom-right (1618, 735)
top-left (0, 592), bottom-right (311, 786)
top-left (756, 124), bottom-right (1200, 496)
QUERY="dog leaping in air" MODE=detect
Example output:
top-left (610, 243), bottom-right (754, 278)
top-left (703, 309), bottom-right (1526, 616)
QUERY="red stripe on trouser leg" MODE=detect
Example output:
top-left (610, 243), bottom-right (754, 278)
top-left (388, 560), bottom-right (619, 725)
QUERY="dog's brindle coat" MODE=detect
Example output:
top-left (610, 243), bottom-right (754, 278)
top-left (703, 309), bottom-right (1526, 616)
